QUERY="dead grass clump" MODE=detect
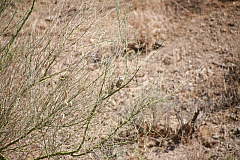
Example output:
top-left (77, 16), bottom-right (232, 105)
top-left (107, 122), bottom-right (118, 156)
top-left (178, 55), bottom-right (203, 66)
top-left (126, 0), bottom-right (209, 54)
top-left (128, 0), bottom-right (175, 53)
top-left (209, 51), bottom-right (240, 111)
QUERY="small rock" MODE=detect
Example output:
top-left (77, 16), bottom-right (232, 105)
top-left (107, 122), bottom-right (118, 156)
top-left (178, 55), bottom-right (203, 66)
top-left (228, 22), bottom-right (235, 27)
top-left (210, 18), bottom-right (215, 21)
top-left (45, 17), bottom-right (52, 22)
top-left (220, 28), bottom-right (226, 32)
top-left (110, 99), bottom-right (116, 106)
top-left (212, 134), bottom-right (220, 139)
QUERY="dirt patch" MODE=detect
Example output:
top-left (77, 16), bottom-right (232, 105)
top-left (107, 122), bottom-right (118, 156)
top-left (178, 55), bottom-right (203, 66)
top-left (115, 0), bottom-right (240, 159)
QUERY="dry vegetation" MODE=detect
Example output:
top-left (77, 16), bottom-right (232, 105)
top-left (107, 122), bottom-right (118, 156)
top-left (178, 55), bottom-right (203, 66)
top-left (0, 0), bottom-right (239, 159)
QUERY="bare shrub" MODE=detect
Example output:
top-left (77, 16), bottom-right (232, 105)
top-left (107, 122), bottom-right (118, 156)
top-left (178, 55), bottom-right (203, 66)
top-left (128, 0), bottom-right (174, 52)
top-left (0, 0), bottom-right (139, 159)
top-left (0, 0), bottom-right (179, 159)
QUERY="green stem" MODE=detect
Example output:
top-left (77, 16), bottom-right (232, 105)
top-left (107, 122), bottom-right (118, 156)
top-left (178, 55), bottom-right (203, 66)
top-left (1, 0), bottom-right (36, 71)
top-left (0, 153), bottom-right (9, 160)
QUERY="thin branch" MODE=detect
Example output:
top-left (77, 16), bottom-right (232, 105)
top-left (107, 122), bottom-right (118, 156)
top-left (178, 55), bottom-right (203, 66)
top-left (0, 153), bottom-right (8, 160)
top-left (2, 0), bottom-right (36, 56)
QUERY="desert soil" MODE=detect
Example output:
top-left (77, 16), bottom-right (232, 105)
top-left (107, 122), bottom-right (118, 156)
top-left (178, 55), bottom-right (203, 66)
top-left (1, 0), bottom-right (240, 159)
top-left (105, 1), bottom-right (240, 159)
